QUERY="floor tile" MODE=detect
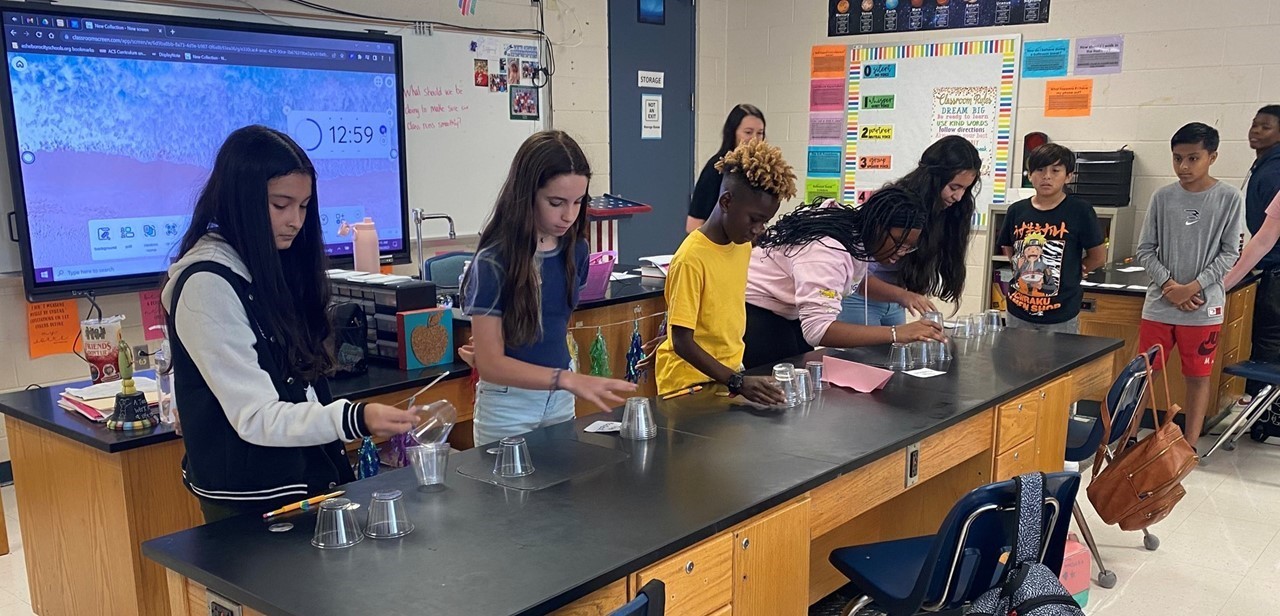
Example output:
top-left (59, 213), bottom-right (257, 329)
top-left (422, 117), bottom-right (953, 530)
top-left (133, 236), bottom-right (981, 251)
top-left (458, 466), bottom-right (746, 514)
top-left (1218, 572), bottom-right (1280, 616)
top-left (1083, 560), bottom-right (1240, 616)
top-left (1155, 511), bottom-right (1279, 574)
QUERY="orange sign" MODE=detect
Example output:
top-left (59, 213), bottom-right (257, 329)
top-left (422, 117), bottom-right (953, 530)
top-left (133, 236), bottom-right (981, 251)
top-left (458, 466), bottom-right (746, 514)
top-left (858, 155), bottom-right (892, 170)
top-left (27, 299), bottom-right (80, 359)
top-left (1044, 79), bottom-right (1093, 117)
top-left (811, 45), bottom-right (847, 79)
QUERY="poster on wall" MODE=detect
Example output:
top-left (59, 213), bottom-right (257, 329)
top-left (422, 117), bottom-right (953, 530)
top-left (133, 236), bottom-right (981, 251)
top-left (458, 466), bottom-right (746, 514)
top-left (840, 35), bottom-right (1020, 226)
top-left (828, 0), bottom-right (1050, 38)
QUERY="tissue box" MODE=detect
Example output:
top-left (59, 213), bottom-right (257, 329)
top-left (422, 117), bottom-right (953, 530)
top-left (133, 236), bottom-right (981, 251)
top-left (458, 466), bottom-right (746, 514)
top-left (1059, 532), bottom-right (1091, 607)
top-left (396, 308), bottom-right (454, 370)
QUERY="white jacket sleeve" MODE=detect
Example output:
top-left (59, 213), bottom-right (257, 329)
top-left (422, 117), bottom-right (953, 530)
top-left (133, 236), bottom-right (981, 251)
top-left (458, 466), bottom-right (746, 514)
top-left (174, 272), bottom-right (367, 447)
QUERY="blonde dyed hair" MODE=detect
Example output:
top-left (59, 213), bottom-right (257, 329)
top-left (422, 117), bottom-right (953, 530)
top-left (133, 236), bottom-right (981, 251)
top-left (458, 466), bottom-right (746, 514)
top-left (715, 138), bottom-right (797, 201)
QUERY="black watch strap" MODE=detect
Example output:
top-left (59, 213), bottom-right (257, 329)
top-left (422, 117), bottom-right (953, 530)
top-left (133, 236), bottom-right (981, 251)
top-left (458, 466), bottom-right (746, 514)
top-left (726, 373), bottom-right (745, 395)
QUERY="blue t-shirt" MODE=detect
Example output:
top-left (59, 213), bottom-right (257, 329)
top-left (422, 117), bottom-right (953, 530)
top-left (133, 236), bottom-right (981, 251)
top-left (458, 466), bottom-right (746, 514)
top-left (463, 239), bottom-right (589, 369)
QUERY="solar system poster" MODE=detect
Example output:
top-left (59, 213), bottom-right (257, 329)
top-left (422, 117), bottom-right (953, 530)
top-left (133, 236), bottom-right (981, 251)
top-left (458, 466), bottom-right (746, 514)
top-left (829, 0), bottom-right (1050, 37)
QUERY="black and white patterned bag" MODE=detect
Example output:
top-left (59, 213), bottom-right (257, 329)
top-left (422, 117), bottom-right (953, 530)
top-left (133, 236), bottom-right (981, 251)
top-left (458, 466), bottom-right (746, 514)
top-left (965, 473), bottom-right (1084, 616)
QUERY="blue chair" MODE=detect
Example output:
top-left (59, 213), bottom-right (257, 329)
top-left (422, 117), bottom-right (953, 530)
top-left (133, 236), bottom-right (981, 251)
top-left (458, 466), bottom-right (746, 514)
top-left (421, 251), bottom-right (472, 293)
top-left (1204, 360), bottom-right (1280, 458)
top-left (1064, 346), bottom-right (1159, 589)
top-left (828, 472), bottom-right (1080, 616)
top-left (608, 579), bottom-right (665, 616)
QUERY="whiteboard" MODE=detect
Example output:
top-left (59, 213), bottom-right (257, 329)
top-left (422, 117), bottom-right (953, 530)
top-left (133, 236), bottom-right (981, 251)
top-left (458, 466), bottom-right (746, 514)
top-left (840, 35), bottom-right (1020, 227)
top-left (0, 1), bottom-right (545, 275)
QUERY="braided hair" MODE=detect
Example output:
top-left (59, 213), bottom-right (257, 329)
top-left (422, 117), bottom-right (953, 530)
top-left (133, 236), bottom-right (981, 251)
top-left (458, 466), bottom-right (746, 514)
top-left (755, 186), bottom-right (927, 260)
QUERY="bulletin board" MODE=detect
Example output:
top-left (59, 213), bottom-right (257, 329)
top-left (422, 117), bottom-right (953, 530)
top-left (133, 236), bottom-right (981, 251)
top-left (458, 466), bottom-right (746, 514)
top-left (813, 35), bottom-right (1020, 227)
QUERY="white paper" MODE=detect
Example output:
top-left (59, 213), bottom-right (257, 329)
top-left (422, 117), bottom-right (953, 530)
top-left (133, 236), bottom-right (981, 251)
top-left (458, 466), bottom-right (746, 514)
top-left (1081, 280), bottom-right (1099, 287)
top-left (641, 94), bottom-right (662, 140)
top-left (610, 273), bottom-right (639, 281)
top-left (905, 368), bottom-right (946, 378)
top-left (1098, 283), bottom-right (1126, 289)
top-left (637, 70), bottom-right (664, 88)
top-left (1117, 266), bottom-right (1144, 273)
top-left (584, 421), bottom-right (621, 433)
top-left (65, 377), bottom-right (159, 400)
top-left (1126, 285), bottom-right (1148, 291)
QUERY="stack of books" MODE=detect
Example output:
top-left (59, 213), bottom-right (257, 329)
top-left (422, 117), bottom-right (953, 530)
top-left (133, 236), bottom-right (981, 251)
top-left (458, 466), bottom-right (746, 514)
top-left (59, 378), bottom-right (159, 423)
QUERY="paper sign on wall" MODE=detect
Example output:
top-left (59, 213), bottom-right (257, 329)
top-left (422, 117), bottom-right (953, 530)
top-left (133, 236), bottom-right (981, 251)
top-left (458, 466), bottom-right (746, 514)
top-left (805, 178), bottom-right (841, 203)
top-left (27, 299), bottom-right (80, 359)
top-left (1075, 35), bottom-right (1124, 75)
top-left (809, 112), bottom-right (845, 146)
top-left (808, 147), bottom-right (843, 176)
top-left (810, 79), bottom-right (846, 112)
top-left (1022, 39), bottom-right (1070, 78)
top-left (811, 45), bottom-right (847, 79)
top-left (1045, 79), bottom-right (1093, 117)
top-left (641, 94), bottom-right (662, 140)
top-left (139, 289), bottom-right (165, 341)
top-left (638, 70), bottom-right (664, 88)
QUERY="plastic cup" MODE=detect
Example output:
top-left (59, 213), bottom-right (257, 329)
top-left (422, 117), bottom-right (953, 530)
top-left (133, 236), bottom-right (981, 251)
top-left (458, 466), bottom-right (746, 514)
top-left (620, 397), bottom-right (657, 440)
top-left (922, 311), bottom-right (944, 326)
top-left (805, 361), bottom-right (827, 390)
top-left (408, 443), bottom-right (450, 486)
top-left (910, 341), bottom-right (936, 369)
top-left (773, 363), bottom-right (801, 407)
top-left (364, 489), bottom-right (414, 539)
top-left (969, 314), bottom-right (988, 336)
top-left (888, 343), bottom-right (911, 371)
top-left (986, 309), bottom-right (1005, 333)
top-left (953, 317), bottom-right (975, 339)
top-left (409, 400), bottom-right (457, 445)
top-left (795, 368), bottom-right (816, 401)
top-left (311, 498), bottom-right (363, 549)
top-left (493, 436), bottom-right (535, 478)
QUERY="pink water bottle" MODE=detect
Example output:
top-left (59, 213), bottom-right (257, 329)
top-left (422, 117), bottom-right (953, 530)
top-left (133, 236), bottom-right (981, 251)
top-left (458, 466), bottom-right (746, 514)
top-left (340, 217), bottom-right (380, 273)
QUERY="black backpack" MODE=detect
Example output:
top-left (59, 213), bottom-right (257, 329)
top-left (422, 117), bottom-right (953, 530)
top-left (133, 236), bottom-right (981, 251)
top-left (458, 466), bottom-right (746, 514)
top-left (965, 473), bottom-right (1084, 616)
top-left (1251, 402), bottom-right (1280, 443)
top-left (328, 302), bottom-right (368, 378)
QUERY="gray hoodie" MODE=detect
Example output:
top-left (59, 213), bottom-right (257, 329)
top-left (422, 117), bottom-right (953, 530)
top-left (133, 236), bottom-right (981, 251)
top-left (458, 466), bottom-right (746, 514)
top-left (1136, 181), bottom-right (1244, 326)
top-left (162, 234), bottom-right (361, 448)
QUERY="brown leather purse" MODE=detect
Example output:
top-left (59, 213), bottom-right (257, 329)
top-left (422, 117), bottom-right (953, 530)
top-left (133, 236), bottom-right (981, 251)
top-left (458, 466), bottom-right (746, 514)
top-left (1086, 346), bottom-right (1199, 531)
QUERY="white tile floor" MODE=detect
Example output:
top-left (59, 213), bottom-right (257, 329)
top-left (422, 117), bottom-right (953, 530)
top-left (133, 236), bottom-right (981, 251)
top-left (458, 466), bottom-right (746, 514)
top-left (0, 441), bottom-right (1272, 616)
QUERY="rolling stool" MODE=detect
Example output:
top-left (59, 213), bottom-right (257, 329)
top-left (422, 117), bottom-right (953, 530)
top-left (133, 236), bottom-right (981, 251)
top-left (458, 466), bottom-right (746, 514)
top-left (1203, 361), bottom-right (1280, 459)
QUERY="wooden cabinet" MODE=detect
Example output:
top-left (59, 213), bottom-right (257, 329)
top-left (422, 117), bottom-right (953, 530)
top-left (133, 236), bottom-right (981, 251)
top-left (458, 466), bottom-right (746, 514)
top-left (550, 579), bottom-right (629, 616)
top-left (994, 436), bottom-right (1039, 481)
top-left (990, 374), bottom-right (1072, 481)
top-left (732, 499), bottom-right (810, 616)
top-left (634, 534), bottom-right (734, 616)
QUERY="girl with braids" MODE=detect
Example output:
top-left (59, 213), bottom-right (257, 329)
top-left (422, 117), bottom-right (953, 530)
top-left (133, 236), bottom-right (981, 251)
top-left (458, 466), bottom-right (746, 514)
top-left (655, 139), bottom-right (793, 406)
top-left (743, 188), bottom-right (946, 369)
top-left (462, 130), bottom-right (636, 445)
top-left (687, 104), bottom-right (767, 232)
top-left (839, 135), bottom-right (982, 325)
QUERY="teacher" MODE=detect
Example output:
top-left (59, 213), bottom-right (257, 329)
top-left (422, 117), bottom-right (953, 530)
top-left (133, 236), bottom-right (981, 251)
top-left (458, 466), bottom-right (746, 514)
top-left (687, 104), bottom-right (767, 232)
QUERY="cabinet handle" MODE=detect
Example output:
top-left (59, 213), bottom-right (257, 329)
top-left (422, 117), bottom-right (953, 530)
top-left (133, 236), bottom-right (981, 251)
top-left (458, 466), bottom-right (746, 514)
top-left (1040, 390), bottom-right (1046, 399)
top-left (1017, 403), bottom-right (1024, 411)
top-left (1013, 452), bottom-right (1020, 461)
top-left (741, 538), bottom-right (750, 550)
top-left (685, 561), bottom-right (695, 574)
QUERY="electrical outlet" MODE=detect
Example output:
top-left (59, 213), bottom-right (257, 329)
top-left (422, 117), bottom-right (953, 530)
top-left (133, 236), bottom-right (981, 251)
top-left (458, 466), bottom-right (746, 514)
top-left (207, 590), bottom-right (242, 616)
top-left (133, 344), bottom-right (151, 370)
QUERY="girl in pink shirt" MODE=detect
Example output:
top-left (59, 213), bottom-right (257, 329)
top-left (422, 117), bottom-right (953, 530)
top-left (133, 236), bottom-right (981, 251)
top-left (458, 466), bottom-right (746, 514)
top-left (743, 187), bottom-right (946, 369)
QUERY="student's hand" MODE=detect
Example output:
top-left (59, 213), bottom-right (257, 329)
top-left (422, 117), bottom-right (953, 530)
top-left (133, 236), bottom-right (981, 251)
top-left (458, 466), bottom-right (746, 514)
top-left (457, 338), bottom-right (475, 368)
top-left (1163, 282), bottom-right (1198, 305)
top-left (363, 403), bottom-right (419, 438)
top-left (895, 290), bottom-right (938, 317)
top-left (1177, 296), bottom-right (1205, 312)
top-left (636, 335), bottom-right (667, 372)
top-left (898, 319), bottom-right (946, 343)
top-left (561, 371), bottom-right (638, 412)
top-left (739, 375), bottom-right (787, 406)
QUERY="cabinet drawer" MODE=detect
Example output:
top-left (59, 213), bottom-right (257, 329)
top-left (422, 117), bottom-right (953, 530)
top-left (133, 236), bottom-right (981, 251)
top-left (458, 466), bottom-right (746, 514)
top-left (1228, 284), bottom-right (1254, 323)
top-left (635, 534), bottom-right (733, 616)
top-left (1223, 318), bottom-right (1244, 356)
top-left (708, 606), bottom-right (732, 616)
top-left (994, 437), bottom-right (1038, 482)
top-left (996, 397), bottom-right (1040, 454)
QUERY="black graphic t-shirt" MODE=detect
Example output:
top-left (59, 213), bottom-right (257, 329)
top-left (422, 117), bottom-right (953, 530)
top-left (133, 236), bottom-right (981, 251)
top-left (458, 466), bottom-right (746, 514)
top-left (997, 195), bottom-right (1104, 324)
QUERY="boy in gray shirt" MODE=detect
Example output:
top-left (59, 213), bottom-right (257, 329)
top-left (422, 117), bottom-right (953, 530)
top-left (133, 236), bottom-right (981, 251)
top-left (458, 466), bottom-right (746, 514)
top-left (1136, 122), bottom-right (1244, 449)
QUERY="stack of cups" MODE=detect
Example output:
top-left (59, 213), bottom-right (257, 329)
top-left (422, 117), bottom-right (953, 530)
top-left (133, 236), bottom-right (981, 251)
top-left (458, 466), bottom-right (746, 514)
top-left (621, 397), bottom-right (657, 440)
top-left (773, 363), bottom-right (802, 407)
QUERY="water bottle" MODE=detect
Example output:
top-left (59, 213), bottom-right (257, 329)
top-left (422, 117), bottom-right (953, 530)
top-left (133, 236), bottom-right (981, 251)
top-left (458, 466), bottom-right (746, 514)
top-left (150, 325), bottom-right (177, 426)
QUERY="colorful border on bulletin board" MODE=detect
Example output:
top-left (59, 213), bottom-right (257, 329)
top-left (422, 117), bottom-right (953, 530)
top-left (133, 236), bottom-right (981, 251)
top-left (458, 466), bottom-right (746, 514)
top-left (841, 37), bottom-right (1017, 226)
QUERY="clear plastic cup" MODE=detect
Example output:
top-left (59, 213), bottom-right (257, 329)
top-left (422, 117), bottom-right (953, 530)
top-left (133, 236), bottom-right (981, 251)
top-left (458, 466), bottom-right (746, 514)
top-left (952, 317), bottom-right (975, 339)
top-left (910, 341), bottom-right (936, 369)
top-left (773, 363), bottom-right (801, 407)
top-left (493, 436), bottom-right (535, 478)
top-left (408, 443), bottom-right (451, 486)
top-left (805, 361), bottom-right (827, 390)
top-left (888, 343), bottom-right (911, 371)
top-left (986, 309), bottom-right (1005, 333)
top-left (409, 400), bottom-right (457, 445)
top-left (620, 397), bottom-right (657, 440)
top-left (794, 368), bottom-right (816, 401)
top-left (365, 489), bottom-right (413, 539)
top-left (311, 498), bottom-right (363, 549)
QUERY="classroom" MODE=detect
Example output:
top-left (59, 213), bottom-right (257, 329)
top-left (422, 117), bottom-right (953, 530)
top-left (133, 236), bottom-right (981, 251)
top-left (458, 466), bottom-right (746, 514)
top-left (0, 0), bottom-right (1278, 614)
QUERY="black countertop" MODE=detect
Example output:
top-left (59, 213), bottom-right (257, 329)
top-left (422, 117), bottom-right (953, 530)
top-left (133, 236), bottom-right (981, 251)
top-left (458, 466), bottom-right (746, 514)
top-left (1083, 267), bottom-right (1262, 296)
top-left (142, 331), bottom-right (1120, 616)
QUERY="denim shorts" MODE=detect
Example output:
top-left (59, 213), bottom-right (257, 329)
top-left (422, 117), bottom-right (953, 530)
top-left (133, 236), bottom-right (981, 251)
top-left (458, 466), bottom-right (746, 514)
top-left (838, 293), bottom-right (907, 326)
top-left (472, 380), bottom-right (576, 446)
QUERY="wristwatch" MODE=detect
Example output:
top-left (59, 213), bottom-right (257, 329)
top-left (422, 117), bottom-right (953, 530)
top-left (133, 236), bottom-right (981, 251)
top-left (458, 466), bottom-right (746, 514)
top-left (726, 372), bottom-right (745, 396)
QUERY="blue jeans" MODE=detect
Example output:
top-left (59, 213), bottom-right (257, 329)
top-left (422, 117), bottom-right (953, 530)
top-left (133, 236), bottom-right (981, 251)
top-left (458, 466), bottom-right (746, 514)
top-left (472, 380), bottom-right (576, 446)
top-left (839, 293), bottom-right (907, 326)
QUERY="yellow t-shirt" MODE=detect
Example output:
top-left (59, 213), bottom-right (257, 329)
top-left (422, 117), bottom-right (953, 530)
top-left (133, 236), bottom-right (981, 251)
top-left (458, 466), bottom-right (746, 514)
top-left (655, 230), bottom-right (751, 393)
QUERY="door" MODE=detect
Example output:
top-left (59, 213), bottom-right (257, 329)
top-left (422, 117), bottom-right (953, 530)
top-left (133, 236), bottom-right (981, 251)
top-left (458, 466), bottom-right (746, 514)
top-left (608, 0), bottom-right (695, 263)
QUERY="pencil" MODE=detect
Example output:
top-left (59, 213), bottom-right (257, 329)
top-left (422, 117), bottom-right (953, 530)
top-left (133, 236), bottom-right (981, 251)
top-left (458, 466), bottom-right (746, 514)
top-left (661, 385), bottom-right (703, 400)
top-left (263, 490), bottom-right (345, 519)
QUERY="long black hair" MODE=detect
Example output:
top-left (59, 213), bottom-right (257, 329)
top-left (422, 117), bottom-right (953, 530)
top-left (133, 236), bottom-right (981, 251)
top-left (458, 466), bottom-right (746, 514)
top-left (756, 187), bottom-right (927, 260)
top-left (892, 135), bottom-right (982, 303)
top-left (175, 125), bottom-right (333, 381)
top-left (717, 104), bottom-right (766, 156)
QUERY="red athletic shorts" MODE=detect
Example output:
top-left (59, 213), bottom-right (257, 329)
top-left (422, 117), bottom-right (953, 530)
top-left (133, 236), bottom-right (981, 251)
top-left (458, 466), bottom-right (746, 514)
top-left (1137, 319), bottom-right (1222, 378)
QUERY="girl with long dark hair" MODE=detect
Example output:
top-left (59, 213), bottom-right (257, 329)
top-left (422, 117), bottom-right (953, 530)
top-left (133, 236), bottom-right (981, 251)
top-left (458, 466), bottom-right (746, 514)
top-left (687, 104), bottom-right (767, 232)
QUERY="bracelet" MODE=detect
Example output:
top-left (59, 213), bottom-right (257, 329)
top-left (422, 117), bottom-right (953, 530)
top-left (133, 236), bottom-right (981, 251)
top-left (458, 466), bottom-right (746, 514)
top-left (551, 368), bottom-right (563, 391)
top-left (890, 326), bottom-right (898, 344)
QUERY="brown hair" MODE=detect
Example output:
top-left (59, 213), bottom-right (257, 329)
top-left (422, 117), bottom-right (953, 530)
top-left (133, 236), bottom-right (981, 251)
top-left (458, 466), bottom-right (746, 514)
top-left (716, 138), bottom-right (797, 200)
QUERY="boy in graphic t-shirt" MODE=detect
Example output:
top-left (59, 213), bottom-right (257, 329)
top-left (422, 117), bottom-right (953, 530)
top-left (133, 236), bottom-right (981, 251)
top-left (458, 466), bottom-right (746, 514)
top-left (998, 144), bottom-right (1107, 333)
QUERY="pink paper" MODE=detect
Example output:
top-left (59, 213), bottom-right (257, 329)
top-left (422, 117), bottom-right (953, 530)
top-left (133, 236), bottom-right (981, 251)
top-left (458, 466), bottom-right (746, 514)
top-left (822, 355), bottom-right (893, 393)
top-left (139, 289), bottom-right (165, 341)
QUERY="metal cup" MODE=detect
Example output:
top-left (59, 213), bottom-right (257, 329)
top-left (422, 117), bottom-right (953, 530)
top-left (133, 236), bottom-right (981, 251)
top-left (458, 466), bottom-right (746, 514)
top-left (311, 498), bottom-right (363, 549)
top-left (493, 436), bottom-right (535, 478)
top-left (620, 397), bottom-right (657, 440)
top-left (794, 368), bottom-right (816, 401)
top-left (888, 343), bottom-right (911, 371)
top-left (365, 489), bottom-right (414, 539)
top-left (408, 443), bottom-right (450, 486)
top-left (805, 360), bottom-right (827, 390)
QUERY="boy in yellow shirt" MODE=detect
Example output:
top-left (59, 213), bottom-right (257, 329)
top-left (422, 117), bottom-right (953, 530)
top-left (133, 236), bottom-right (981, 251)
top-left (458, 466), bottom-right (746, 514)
top-left (655, 139), bottom-right (794, 405)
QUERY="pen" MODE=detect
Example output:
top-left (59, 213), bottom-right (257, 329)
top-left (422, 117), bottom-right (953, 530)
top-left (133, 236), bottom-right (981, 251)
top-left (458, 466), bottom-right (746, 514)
top-left (661, 385), bottom-right (702, 400)
top-left (263, 490), bottom-right (345, 520)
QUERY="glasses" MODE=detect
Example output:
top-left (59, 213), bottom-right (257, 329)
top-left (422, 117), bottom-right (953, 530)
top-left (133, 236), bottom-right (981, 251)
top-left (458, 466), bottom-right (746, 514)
top-left (896, 243), bottom-right (919, 256)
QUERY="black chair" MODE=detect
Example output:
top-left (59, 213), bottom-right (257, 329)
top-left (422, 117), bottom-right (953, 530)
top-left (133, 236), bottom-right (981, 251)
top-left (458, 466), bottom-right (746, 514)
top-left (1203, 360), bottom-right (1280, 458)
top-left (827, 472), bottom-right (1080, 616)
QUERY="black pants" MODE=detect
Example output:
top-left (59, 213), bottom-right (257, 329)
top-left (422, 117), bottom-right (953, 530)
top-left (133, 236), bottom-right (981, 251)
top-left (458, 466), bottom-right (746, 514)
top-left (743, 303), bottom-right (813, 371)
top-left (1247, 269), bottom-right (1280, 397)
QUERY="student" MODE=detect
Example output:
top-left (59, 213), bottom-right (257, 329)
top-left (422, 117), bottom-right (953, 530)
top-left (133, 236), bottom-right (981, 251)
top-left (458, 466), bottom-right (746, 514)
top-left (1135, 123), bottom-right (1244, 449)
top-left (656, 139), bottom-right (793, 405)
top-left (997, 144), bottom-right (1106, 333)
top-left (838, 135), bottom-right (982, 325)
top-left (1225, 191), bottom-right (1280, 289)
top-left (162, 126), bottom-right (419, 523)
top-left (686, 104), bottom-right (766, 232)
top-left (462, 130), bottom-right (636, 445)
top-left (742, 188), bottom-right (946, 369)
top-left (1239, 105), bottom-right (1280, 400)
